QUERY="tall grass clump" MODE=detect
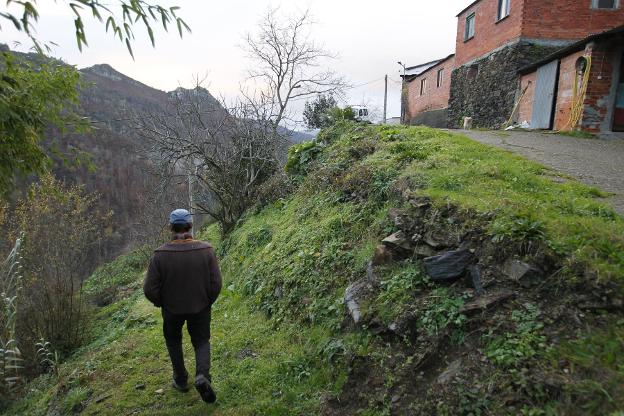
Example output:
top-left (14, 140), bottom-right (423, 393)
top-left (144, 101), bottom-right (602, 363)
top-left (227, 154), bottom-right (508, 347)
top-left (0, 237), bottom-right (25, 406)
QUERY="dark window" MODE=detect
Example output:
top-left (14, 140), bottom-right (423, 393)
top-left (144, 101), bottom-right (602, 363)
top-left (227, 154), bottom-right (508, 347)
top-left (465, 13), bottom-right (476, 40)
top-left (498, 0), bottom-right (511, 20)
top-left (420, 78), bottom-right (427, 96)
top-left (593, 0), bottom-right (617, 8)
top-left (437, 68), bottom-right (444, 88)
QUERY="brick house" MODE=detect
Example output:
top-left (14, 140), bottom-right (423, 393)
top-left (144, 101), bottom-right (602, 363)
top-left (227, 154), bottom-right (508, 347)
top-left (517, 25), bottom-right (624, 133)
top-left (402, 0), bottom-right (624, 133)
top-left (403, 54), bottom-right (455, 128)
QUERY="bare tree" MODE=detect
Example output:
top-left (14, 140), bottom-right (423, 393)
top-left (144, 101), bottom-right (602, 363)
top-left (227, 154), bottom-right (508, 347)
top-left (138, 84), bottom-right (282, 235)
top-left (243, 8), bottom-right (346, 130)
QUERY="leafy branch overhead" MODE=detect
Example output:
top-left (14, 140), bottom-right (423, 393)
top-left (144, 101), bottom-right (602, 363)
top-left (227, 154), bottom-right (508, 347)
top-left (0, 1), bottom-right (190, 57)
top-left (0, 54), bottom-right (89, 195)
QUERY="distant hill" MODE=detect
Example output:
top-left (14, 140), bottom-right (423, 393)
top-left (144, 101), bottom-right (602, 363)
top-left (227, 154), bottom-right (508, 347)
top-left (2, 48), bottom-right (221, 258)
top-left (2, 47), bottom-right (311, 258)
top-left (278, 127), bottom-right (315, 143)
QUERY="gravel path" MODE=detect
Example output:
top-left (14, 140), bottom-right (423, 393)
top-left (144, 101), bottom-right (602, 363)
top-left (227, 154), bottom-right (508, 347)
top-left (455, 130), bottom-right (624, 214)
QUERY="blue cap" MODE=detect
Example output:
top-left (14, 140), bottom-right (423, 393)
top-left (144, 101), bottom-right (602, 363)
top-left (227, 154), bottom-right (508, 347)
top-left (169, 209), bottom-right (192, 225)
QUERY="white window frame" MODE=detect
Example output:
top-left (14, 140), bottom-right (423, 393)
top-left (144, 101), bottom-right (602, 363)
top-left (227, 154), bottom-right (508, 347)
top-left (420, 78), bottom-right (427, 96)
top-left (498, 0), bottom-right (511, 20)
top-left (437, 68), bottom-right (444, 88)
top-left (592, 0), bottom-right (619, 8)
top-left (465, 13), bottom-right (476, 41)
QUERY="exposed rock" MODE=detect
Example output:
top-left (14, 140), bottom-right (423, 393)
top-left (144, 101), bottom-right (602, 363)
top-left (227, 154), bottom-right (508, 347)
top-left (423, 249), bottom-right (474, 282)
top-left (413, 244), bottom-right (437, 259)
top-left (382, 231), bottom-right (412, 252)
top-left (366, 262), bottom-right (379, 282)
top-left (578, 298), bottom-right (624, 312)
top-left (367, 317), bottom-right (387, 335)
top-left (134, 383), bottom-right (146, 390)
top-left (423, 230), bottom-right (455, 249)
top-left (460, 289), bottom-right (515, 315)
top-left (155, 388), bottom-right (164, 395)
top-left (388, 208), bottom-right (409, 229)
top-left (372, 245), bottom-right (394, 266)
top-left (273, 285), bottom-right (284, 298)
top-left (437, 359), bottom-right (462, 385)
top-left (237, 348), bottom-right (259, 360)
top-left (503, 259), bottom-right (543, 287)
top-left (408, 196), bottom-right (431, 210)
top-left (468, 265), bottom-right (485, 296)
top-left (95, 393), bottom-right (112, 403)
top-left (344, 279), bottom-right (375, 325)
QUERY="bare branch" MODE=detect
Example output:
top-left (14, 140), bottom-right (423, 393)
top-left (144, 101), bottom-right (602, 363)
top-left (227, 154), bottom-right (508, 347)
top-left (242, 8), bottom-right (347, 129)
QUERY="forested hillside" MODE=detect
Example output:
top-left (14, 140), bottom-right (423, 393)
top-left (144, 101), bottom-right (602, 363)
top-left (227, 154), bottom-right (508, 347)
top-left (6, 122), bottom-right (623, 415)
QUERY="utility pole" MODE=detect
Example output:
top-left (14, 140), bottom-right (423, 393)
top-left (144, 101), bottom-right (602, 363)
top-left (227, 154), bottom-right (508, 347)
top-left (383, 74), bottom-right (388, 124)
top-left (397, 62), bottom-right (407, 124)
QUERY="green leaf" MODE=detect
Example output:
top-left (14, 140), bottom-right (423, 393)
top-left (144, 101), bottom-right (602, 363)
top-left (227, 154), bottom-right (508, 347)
top-left (176, 18), bottom-right (182, 37)
top-left (105, 16), bottom-right (115, 33)
top-left (69, 2), bottom-right (83, 17)
top-left (125, 38), bottom-right (134, 60)
top-left (147, 26), bottom-right (154, 47)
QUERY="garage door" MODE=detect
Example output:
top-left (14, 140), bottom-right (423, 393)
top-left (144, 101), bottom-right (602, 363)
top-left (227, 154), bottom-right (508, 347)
top-left (531, 60), bottom-right (559, 129)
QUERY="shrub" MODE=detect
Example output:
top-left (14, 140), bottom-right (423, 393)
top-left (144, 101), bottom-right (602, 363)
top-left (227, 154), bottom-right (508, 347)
top-left (83, 249), bottom-right (147, 306)
top-left (485, 303), bottom-right (546, 367)
top-left (285, 141), bottom-right (323, 175)
top-left (253, 171), bottom-right (297, 208)
top-left (13, 175), bottom-right (110, 360)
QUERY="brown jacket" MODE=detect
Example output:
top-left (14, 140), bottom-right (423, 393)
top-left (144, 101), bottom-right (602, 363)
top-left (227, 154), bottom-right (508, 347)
top-left (143, 239), bottom-right (222, 314)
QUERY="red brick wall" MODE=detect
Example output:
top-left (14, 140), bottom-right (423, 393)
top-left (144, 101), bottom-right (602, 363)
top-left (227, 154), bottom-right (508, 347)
top-left (553, 50), bottom-right (586, 130)
top-left (406, 56), bottom-right (455, 120)
top-left (519, 41), bottom-right (621, 132)
top-left (517, 71), bottom-right (536, 123)
top-left (455, 0), bottom-right (524, 67)
top-left (581, 41), bottom-right (620, 132)
top-left (523, 0), bottom-right (624, 41)
top-left (455, 0), bottom-right (624, 68)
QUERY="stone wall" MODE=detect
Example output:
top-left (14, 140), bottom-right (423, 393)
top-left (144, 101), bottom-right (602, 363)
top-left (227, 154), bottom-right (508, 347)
top-left (410, 108), bottom-right (449, 128)
top-left (448, 41), bottom-right (563, 129)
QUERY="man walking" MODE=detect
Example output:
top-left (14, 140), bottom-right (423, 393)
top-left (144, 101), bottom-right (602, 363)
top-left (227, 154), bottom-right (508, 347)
top-left (144, 209), bottom-right (222, 403)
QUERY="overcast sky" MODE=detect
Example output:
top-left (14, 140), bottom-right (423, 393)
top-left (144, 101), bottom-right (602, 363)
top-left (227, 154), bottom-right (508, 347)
top-left (2, 0), bottom-right (466, 128)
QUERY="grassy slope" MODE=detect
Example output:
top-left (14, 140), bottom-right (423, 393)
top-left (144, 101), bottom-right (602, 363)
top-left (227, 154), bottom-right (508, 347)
top-left (6, 123), bottom-right (624, 415)
top-left (6, 246), bottom-right (340, 415)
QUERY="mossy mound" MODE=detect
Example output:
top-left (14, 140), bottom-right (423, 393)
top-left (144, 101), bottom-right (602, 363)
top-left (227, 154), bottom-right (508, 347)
top-left (6, 122), bottom-right (623, 415)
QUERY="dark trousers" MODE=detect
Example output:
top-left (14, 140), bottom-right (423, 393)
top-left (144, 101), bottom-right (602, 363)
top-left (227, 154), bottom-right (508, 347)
top-left (162, 307), bottom-right (212, 382)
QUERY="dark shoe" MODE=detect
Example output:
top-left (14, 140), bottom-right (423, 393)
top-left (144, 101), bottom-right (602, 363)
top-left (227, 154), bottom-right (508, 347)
top-left (194, 374), bottom-right (216, 403)
top-left (172, 378), bottom-right (190, 392)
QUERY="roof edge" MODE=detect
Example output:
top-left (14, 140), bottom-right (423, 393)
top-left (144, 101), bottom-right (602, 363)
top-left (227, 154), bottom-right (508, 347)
top-left (456, 0), bottom-right (481, 17)
top-left (406, 54), bottom-right (456, 82)
top-left (518, 24), bottom-right (624, 75)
